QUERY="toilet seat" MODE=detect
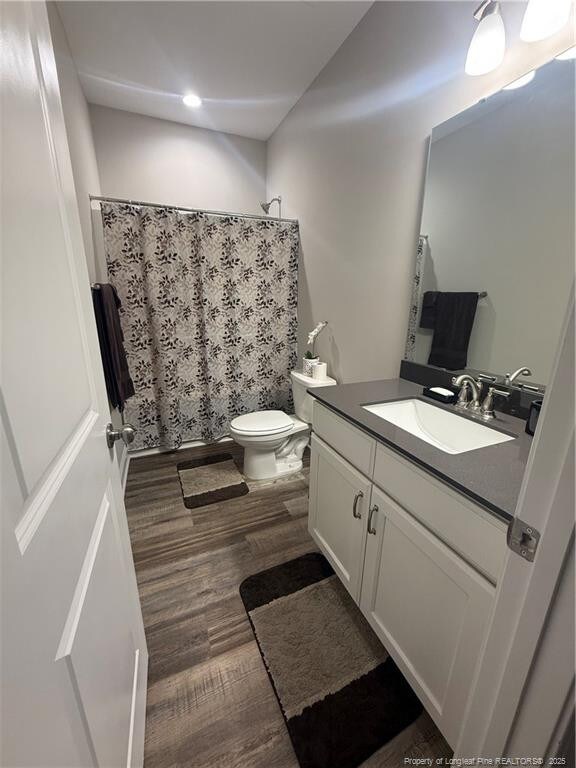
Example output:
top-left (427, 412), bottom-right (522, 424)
top-left (230, 410), bottom-right (294, 437)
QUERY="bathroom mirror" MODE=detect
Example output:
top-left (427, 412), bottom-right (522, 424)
top-left (405, 56), bottom-right (575, 389)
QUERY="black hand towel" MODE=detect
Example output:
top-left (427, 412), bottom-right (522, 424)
top-left (427, 292), bottom-right (479, 371)
top-left (92, 283), bottom-right (135, 410)
top-left (419, 291), bottom-right (438, 329)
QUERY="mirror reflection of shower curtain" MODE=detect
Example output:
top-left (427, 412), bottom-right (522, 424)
top-left (100, 202), bottom-right (299, 450)
top-left (404, 235), bottom-right (429, 361)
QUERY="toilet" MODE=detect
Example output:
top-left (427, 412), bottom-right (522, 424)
top-left (230, 370), bottom-right (337, 480)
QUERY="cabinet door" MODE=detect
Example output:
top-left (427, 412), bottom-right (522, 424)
top-left (309, 434), bottom-right (371, 602)
top-left (360, 485), bottom-right (495, 747)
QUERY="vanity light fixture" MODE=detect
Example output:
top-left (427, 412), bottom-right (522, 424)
top-left (465, 1), bottom-right (506, 77)
top-left (182, 93), bottom-right (202, 108)
top-left (556, 45), bottom-right (576, 60)
top-left (503, 70), bottom-right (536, 90)
top-left (520, 0), bottom-right (572, 42)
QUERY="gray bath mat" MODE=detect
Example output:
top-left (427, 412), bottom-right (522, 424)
top-left (176, 453), bottom-right (249, 509)
top-left (240, 553), bottom-right (427, 768)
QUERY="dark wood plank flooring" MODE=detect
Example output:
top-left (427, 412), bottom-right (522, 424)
top-left (126, 443), bottom-right (310, 768)
top-left (125, 442), bottom-right (450, 768)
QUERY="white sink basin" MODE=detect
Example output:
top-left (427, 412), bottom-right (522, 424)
top-left (362, 399), bottom-right (515, 455)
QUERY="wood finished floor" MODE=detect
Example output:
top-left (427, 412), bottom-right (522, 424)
top-left (126, 443), bottom-right (312, 768)
top-left (125, 442), bottom-right (451, 768)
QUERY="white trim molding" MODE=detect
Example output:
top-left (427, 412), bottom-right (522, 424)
top-left (16, 410), bottom-right (98, 553)
top-left (119, 446), bottom-right (130, 494)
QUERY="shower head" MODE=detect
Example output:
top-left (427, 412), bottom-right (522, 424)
top-left (260, 196), bottom-right (282, 218)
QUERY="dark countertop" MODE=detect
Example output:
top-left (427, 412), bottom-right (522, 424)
top-left (309, 378), bottom-right (534, 523)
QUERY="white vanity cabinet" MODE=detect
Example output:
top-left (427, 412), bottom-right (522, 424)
top-left (308, 401), bottom-right (508, 748)
top-left (360, 485), bottom-right (494, 747)
top-left (308, 434), bottom-right (372, 601)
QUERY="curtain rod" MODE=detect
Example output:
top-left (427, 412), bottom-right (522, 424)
top-left (89, 194), bottom-right (298, 224)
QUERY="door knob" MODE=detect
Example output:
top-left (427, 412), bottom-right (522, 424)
top-left (106, 422), bottom-right (136, 449)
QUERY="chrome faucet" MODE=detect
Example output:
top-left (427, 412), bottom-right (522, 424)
top-left (452, 375), bottom-right (512, 420)
top-left (452, 374), bottom-right (483, 411)
top-left (505, 366), bottom-right (532, 385)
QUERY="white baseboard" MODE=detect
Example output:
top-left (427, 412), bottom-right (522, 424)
top-left (119, 446), bottom-right (130, 493)
top-left (128, 436), bottom-right (233, 459)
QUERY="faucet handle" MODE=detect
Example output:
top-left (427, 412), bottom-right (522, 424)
top-left (481, 386), bottom-right (510, 420)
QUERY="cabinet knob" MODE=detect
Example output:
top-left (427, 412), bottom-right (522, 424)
top-left (352, 491), bottom-right (363, 519)
top-left (367, 504), bottom-right (378, 535)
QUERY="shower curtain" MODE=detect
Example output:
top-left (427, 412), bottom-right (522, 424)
top-left (404, 235), bottom-right (429, 361)
top-left (101, 202), bottom-right (300, 450)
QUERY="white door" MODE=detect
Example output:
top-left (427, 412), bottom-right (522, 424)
top-left (456, 295), bottom-right (575, 759)
top-left (360, 485), bottom-right (494, 748)
top-left (308, 434), bottom-right (371, 601)
top-left (1, 3), bottom-right (148, 767)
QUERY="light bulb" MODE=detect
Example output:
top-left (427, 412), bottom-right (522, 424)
top-left (503, 71), bottom-right (536, 90)
top-left (182, 93), bottom-right (202, 108)
top-left (465, 8), bottom-right (506, 76)
top-left (520, 0), bottom-right (572, 43)
top-left (556, 45), bottom-right (576, 60)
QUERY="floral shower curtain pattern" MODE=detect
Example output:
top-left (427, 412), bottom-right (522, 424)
top-left (404, 235), bottom-right (429, 361)
top-left (101, 203), bottom-right (300, 450)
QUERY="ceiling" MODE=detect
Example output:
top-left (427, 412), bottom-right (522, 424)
top-left (57, 1), bottom-right (372, 140)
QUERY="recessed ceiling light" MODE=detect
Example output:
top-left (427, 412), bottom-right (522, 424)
top-left (503, 71), bottom-right (536, 90)
top-left (182, 93), bottom-right (202, 108)
top-left (520, 0), bottom-right (572, 43)
top-left (556, 45), bottom-right (576, 61)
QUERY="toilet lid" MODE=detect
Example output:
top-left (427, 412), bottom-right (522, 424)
top-left (231, 410), bottom-right (293, 435)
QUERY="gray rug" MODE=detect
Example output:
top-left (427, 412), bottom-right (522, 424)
top-left (240, 553), bottom-right (433, 768)
top-left (176, 453), bottom-right (248, 509)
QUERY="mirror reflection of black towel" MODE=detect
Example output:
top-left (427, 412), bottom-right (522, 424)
top-left (419, 291), bottom-right (438, 329)
top-left (427, 292), bottom-right (479, 371)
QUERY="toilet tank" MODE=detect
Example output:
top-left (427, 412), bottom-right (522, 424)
top-left (291, 370), bottom-right (337, 424)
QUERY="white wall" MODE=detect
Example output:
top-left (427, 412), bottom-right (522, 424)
top-left (267, 1), bottom-right (575, 384)
top-left (89, 105), bottom-right (267, 215)
top-left (48, 4), bottom-right (129, 472)
top-left (417, 64), bottom-right (574, 385)
top-left (47, 3), bottom-right (102, 281)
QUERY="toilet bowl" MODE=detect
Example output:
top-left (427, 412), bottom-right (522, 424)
top-left (230, 370), bottom-right (337, 480)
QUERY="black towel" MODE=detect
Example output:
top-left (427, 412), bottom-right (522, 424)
top-left (419, 291), bottom-right (438, 329)
top-left (92, 283), bottom-right (135, 410)
top-left (427, 292), bottom-right (479, 371)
